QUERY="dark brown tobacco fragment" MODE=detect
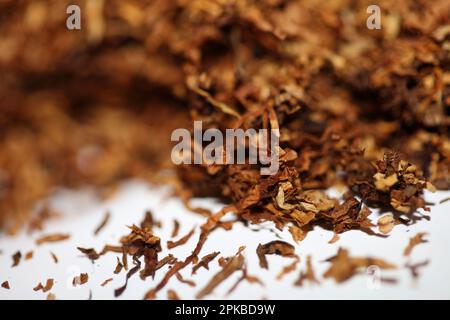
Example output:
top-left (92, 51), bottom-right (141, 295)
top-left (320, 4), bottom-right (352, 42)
top-left (34, 279), bottom-right (54, 292)
top-left (277, 257), bottom-right (299, 281)
top-left (72, 273), bottom-right (88, 287)
top-left (140, 210), bottom-right (160, 231)
top-left (50, 252), bottom-right (58, 264)
top-left (167, 227), bottom-right (195, 249)
top-left (94, 212), bottom-right (110, 236)
top-left (11, 251), bottom-right (21, 267)
top-left (1, 281), bottom-right (10, 289)
top-left (77, 247), bottom-right (101, 260)
top-left (192, 252), bottom-right (220, 274)
top-left (114, 256), bottom-right (141, 298)
top-left (36, 233), bottom-right (70, 245)
top-left (171, 220), bottom-right (180, 238)
top-left (324, 248), bottom-right (397, 283)
top-left (256, 241), bottom-right (296, 269)
top-left (101, 278), bottom-right (113, 287)
top-left (404, 233), bottom-right (428, 256)
top-left (114, 257), bottom-right (123, 274)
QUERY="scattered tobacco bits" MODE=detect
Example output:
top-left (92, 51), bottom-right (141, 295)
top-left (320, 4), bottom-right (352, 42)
top-left (35, 233), bottom-right (70, 245)
top-left (11, 251), bottom-right (21, 267)
top-left (33, 279), bottom-right (54, 292)
top-left (167, 227), bottom-right (195, 249)
top-left (72, 273), bottom-right (89, 287)
top-left (404, 233), bottom-right (429, 256)
top-left (167, 289), bottom-right (180, 300)
top-left (295, 255), bottom-right (319, 286)
top-left (50, 252), bottom-right (58, 264)
top-left (1, 281), bottom-right (10, 289)
top-left (94, 212), bottom-right (110, 235)
top-left (24, 251), bottom-right (33, 260)
top-left (324, 248), bottom-right (397, 283)
top-left (100, 278), bottom-right (113, 287)
top-left (192, 252), bottom-right (220, 274)
top-left (256, 241), bottom-right (296, 269)
top-left (28, 206), bottom-right (58, 233)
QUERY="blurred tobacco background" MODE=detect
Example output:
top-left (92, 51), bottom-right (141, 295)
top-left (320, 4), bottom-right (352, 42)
top-left (0, 0), bottom-right (448, 248)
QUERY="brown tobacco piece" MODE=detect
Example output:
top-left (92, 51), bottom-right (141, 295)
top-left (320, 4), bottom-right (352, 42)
top-left (167, 289), bottom-right (180, 300)
top-left (94, 212), bottom-right (110, 235)
top-left (378, 214), bottom-right (395, 235)
top-left (115, 256), bottom-right (141, 297)
top-left (171, 219), bottom-right (180, 238)
top-left (277, 257), bottom-right (299, 281)
top-left (24, 251), bottom-right (33, 260)
top-left (167, 227), bottom-right (195, 249)
top-left (114, 257), bottom-right (124, 274)
top-left (175, 272), bottom-right (196, 287)
top-left (77, 244), bottom-right (123, 260)
top-left (192, 252), bottom-right (220, 274)
top-left (11, 251), bottom-right (21, 267)
top-left (47, 293), bottom-right (56, 300)
top-left (404, 233), bottom-right (428, 256)
top-left (1, 281), bottom-right (10, 289)
top-left (256, 241), bottom-right (296, 269)
top-left (405, 260), bottom-right (430, 279)
top-left (72, 273), bottom-right (89, 287)
top-left (50, 252), bottom-right (58, 264)
top-left (196, 254), bottom-right (245, 299)
top-left (295, 255), bottom-right (319, 286)
top-left (324, 248), bottom-right (397, 283)
top-left (34, 279), bottom-right (54, 292)
top-left (101, 278), bottom-right (113, 287)
top-left (36, 233), bottom-right (70, 245)
top-left (140, 210), bottom-right (161, 231)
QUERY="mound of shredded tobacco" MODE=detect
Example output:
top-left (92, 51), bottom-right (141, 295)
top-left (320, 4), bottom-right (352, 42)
top-left (0, 0), bottom-right (449, 299)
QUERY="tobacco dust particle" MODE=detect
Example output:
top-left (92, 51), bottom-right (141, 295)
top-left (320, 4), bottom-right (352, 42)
top-left (11, 251), bottom-right (21, 267)
top-left (1, 281), bottom-right (10, 289)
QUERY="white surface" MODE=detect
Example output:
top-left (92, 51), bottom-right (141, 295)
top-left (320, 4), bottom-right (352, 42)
top-left (0, 180), bottom-right (449, 300)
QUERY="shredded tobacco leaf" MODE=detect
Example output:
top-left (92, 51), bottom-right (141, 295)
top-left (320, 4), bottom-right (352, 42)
top-left (404, 232), bottom-right (429, 256)
top-left (94, 212), bottom-right (110, 236)
top-left (35, 233), bottom-right (70, 245)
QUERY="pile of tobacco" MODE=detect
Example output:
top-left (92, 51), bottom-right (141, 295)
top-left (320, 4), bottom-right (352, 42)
top-left (0, 0), bottom-right (449, 299)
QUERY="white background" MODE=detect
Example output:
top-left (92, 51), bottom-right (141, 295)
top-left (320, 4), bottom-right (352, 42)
top-left (0, 180), bottom-right (449, 300)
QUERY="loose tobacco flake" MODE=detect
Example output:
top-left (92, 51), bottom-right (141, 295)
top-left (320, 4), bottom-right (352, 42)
top-left (11, 251), bottom-right (21, 267)
top-left (404, 233), bottom-right (428, 256)
top-left (34, 279), bottom-right (54, 292)
top-left (1, 281), bottom-right (10, 289)
top-left (256, 241), bottom-right (296, 269)
top-left (36, 233), bottom-right (70, 245)
top-left (94, 211), bottom-right (110, 236)
top-left (167, 227), bottom-right (195, 249)
top-left (192, 252), bottom-right (220, 274)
